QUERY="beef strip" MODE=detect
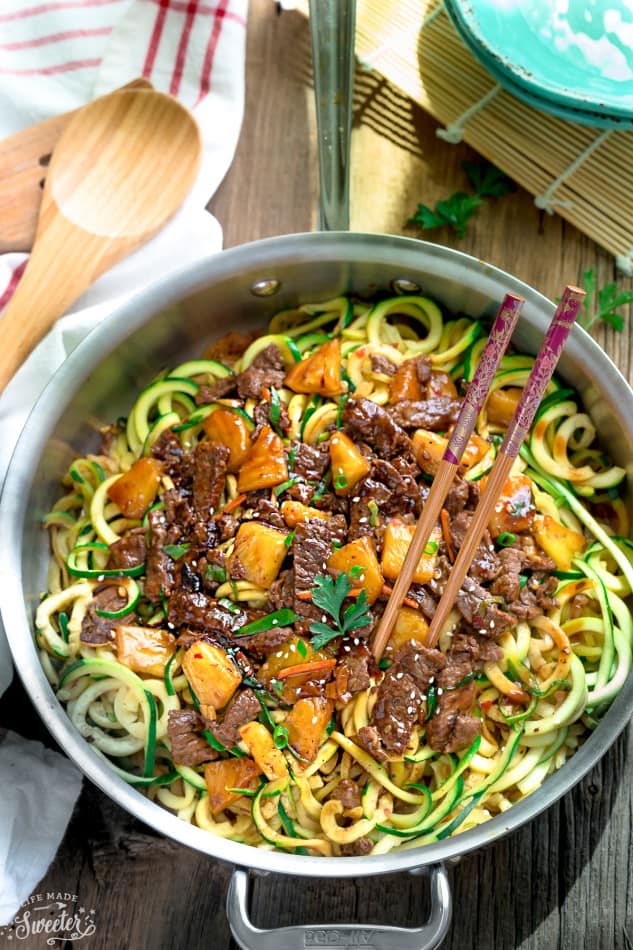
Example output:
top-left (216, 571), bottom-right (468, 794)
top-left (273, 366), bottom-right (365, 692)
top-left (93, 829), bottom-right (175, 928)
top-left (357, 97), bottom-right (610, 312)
top-left (290, 441), bottom-right (330, 481)
top-left (455, 576), bottom-right (516, 634)
top-left (514, 534), bottom-right (556, 572)
top-left (406, 584), bottom-right (438, 620)
top-left (371, 458), bottom-right (423, 517)
top-left (236, 345), bottom-right (286, 400)
top-left (340, 837), bottom-right (374, 856)
top-left (449, 511), bottom-right (501, 583)
top-left (151, 429), bottom-right (191, 480)
top-left (108, 527), bottom-right (146, 570)
top-left (331, 779), bottom-right (362, 810)
top-left (246, 496), bottom-right (286, 531)
top-left (443, 477), bottom-right (473, 517)
top-left (162, 488), bottom-right (196, 535)
top-left (292, 517), bottom-right (346, 635)
top-left (343, 396), bottom-right (411, 459)
top-left (507, 573), bottom-right (559, 620)
top-left (145, 508), bottom-right (175, 602)
top-left (332, 640), bottom-right (376, 702)
top-left (80, 584), bottom-right (136, 645)
top-left (267, 569), bottom-right (295, 611)
top-left (210, 688), bottom-right (261, 747)
top-left (390, 397), bottom-right (461, 432)
top-left (194, 375), bottom-right (237, 404)
top-left (348, 478), bottom-right (391, 545)
top-left (425, 642), bottom-right (484, 753)
top-left (253, 399), bottom-right (291, 434)
top-left (426, 555), bottom-right (451, 599)
top-left (357, 643), bottom-right (445, 760)
top-left (489, 547), bottom-right (524, 603)
top-left (192, 441), bottom-right (229, 519)
top-left (167, 709), bottom-right (218, 766)
top-left (215, 512), bottom-right (239, 542)
top-left (242, 626), bottom-right (294, 660)
top-left (370, 354), bottom-right (397, 377)
top-left (168, 589), bottom-right (247, 634)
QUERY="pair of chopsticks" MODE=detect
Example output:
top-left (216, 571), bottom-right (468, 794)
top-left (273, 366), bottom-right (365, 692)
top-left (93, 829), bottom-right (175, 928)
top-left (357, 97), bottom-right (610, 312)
top-left (372, 285), bottom-right (585, 659)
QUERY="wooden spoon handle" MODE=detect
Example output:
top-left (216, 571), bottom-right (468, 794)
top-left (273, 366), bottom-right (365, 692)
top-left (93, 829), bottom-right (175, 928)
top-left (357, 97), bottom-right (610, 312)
top-left (0, 214), bottom-right (115, 391)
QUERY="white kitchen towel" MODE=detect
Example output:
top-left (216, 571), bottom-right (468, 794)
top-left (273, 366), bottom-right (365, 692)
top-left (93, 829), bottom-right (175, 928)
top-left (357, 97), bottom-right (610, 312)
top-left (0, 0), bottom-right (248, 925)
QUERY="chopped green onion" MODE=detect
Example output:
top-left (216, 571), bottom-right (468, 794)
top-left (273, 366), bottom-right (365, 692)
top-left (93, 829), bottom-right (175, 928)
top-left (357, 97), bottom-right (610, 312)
top-left (273, 724), bottom-right (289, 749)
top-left (349, 564), bottom-right (364, 579)
top-left (257, 694), bottom-right (276, 730)
top-left (296, 638), bottom-right (308, 659)
top-left (235, 608), bottom-right (299, 637)
top-left (58, 612), bottom-right (69, 643)
top-left (497, 532), bottom-right (517, 547)
top-left (424, 540), bottom-right (439, 555)
top-left (378, 657), bottom-right (390, 670)
top-left (218, 597), bottom-right (240, 613)
top-left (164, 543), bottom-right (190, 560)
top-left (287, 446), bottom-right (297, 470)
top-left (334, 474), bottom-right (348, 490)
top-left (269, 387), bottom-right (281, 424)
top-left (274, 477), bottom-right (298, 497)
top-left (317, 432), bottom-right (330, 443)
top-left (205, 563), bottom-right (226, 583)
top-left (519, 574), bottom-right (528, 589)
top-left (425, 684), bottom-right (437, 720)
top-left (284, 528), bottom-right (296, 549)
top-left (367, 500), bottom-right (379, 527)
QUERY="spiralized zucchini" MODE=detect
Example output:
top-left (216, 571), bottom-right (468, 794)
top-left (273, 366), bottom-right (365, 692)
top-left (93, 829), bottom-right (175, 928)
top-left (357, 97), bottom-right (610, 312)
top-left (37, 292), bottom-right (632, 857)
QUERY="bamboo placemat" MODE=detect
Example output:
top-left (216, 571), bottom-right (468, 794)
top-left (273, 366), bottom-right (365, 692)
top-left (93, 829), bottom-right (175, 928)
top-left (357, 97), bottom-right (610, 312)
top-left (354, 0), bottom-right (633, 272)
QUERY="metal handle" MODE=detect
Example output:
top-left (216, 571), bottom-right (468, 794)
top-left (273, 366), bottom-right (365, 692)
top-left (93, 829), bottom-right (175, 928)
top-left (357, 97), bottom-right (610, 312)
top-left (226, 864), bottom-right (452, 950)
top-left (309, 0), bottom-right (356, 231)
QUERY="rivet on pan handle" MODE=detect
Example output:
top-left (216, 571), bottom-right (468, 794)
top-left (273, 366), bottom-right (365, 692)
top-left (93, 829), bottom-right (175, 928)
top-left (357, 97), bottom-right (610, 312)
top-left (226, 864), bottom-right (452, 950)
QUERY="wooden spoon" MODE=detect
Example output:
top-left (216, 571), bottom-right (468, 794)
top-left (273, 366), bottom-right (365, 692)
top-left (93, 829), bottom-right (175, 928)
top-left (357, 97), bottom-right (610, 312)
top-left (0, 88), bottom-right (202, 391)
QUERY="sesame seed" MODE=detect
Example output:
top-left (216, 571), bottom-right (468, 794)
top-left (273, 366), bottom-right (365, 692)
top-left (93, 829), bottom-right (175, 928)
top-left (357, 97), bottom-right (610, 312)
top-left (420, 694), bottom-right (427, 701)
top-left (311, 716), bottom-right (318, 724)
top-left (396, 672), bottom-right (404, 680)
top-left (407, 706), bottom-right (414, 714)
top-left (272, 619), bottom-right (278, 625)
top-left (352, 496), bottom-right (360, 503)
top-left (97, 574), bottom-right (105, 582)
top-left (437, 688), bottom-right (443, 696)
top-left (275, 651), bottom-right (283, 658)
top-left (321, 614), bottom-right (328, 622)
top-left (353, 638), bottom-right (360, 645)
top-left (429, 676), bottom-right (435, 684)
top-left (343, 645), bottom-right (351, 652)
top-left (358, 517), bottom-right (368, 524)
top-left (290, 644), bottom-right (296, 652)
top-left (490, 620), bottom-right (495, 628)
top-left (410, 691), bottom-right (417, 699)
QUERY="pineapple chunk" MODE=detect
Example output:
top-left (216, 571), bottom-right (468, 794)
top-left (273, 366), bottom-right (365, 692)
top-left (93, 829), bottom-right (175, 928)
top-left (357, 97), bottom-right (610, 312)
top-left (488, 474), bottom-right (535, 537)
top-left (460, 433), bottom-right (490, 473)
top-left (428, 370), bottom-right (458, 399)
top-left (280, 500), bottom-right (331, 527)
top-left (532, 514), bottom-right (585, 571)
top-left (228, 522), bottom-right (288, 588)
top-left (203, 408), bottom-right (251, 472)
top-left (239, 721), bottom-right (289, 782)
top-left (327, 536), bottom-right (383, 604)
top-left (386, 607), bottom-right (429, 655)
top-left (237, 425), bottom-right (288, 492)
top-left (284, 338), bottom-right (345, 397)
top-left (412, 429), bottom-right (448, 476)
top-left (389, 358), bottom-right (423, 402)
top-left (182, 641), bottom-right (241, 709)
top-left (107, 457), bottom-right (162, 519)
top-left (204, 758), bottom-right (261, 815)
top-left (486, 387), bottom-right (522, 427)
top-left (329, 431), bottom-right (371, 494)
top-left (381, 520), bottom-right (441, 585)
top-left (285, 696), bottom-right (334, 761)
top-left (115, 625), bottom-right (176, 677)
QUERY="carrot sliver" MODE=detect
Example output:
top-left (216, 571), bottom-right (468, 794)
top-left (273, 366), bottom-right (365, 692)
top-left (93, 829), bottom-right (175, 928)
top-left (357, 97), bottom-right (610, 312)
top-left (220, 493), bottom-right (247, 515)
top-left (297, 590), bottom-right (313, 601)
top-left (277, 659), bottom-right (336, 680)
top-left (441, 509), bottom-right (454, 563)
top-left (381, 583), bottom-right (418, 610)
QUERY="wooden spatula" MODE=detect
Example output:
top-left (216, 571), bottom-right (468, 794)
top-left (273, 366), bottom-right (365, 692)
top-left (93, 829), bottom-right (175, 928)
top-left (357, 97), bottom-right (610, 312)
top-left (0, 87), bottom-right (202, 391)
top-left (0, 78), bottom-right (153, 253)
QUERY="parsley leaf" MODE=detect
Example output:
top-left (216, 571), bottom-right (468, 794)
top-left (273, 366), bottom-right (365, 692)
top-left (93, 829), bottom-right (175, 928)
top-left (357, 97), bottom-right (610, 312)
top-left (579, 267), bottom-right (633, 332)
top-left (408, 193), bottom-right (482, 240)
top-left (462, 160), bottom-right (515, 198)
top-left (309, 573), bottom-right (372, 650)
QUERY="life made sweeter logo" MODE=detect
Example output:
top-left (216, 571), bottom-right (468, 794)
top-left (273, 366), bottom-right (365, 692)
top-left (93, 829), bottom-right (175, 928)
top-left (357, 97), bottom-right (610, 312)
top-left (0, 892), bottom-right (97, 945)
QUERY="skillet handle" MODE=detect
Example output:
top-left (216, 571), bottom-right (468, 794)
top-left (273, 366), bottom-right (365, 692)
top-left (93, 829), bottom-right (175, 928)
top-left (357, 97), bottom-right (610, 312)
top-left (308, 0), bottom-right (356, 232)
top-left (226, 863), bottom-right (452, 950)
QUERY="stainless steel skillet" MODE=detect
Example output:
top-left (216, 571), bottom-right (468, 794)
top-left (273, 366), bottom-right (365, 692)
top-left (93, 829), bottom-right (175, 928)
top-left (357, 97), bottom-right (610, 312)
top-left (2, 3), bottom-right (633, 948)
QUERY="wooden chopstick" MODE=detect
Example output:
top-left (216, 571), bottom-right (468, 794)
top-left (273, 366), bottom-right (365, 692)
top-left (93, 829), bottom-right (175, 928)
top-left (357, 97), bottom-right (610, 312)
top-left (372, 291), bottom-right (525, 660)
top-left (424, 285), bottom-right (586, 650)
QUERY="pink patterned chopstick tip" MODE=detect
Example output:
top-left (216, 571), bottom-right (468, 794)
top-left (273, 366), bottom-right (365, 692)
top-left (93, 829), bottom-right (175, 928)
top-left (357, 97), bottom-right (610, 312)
top-left (444, 292), bottom-right (524, 465)
top-left (502, 284), bottom-right (585, 458)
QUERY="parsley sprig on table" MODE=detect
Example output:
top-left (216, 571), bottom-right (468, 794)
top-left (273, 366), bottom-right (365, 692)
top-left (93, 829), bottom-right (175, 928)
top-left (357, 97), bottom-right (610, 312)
top-left (579, 267), bottom-right (633, 332)
top-left (408, 160), bottom-right (515, 240)
top-left (308, 573), bottom-right (372, 651)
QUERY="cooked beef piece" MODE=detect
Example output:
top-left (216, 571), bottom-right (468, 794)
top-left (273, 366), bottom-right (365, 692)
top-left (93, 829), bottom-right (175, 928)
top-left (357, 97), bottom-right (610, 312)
top-left (253, 398), bottom-right (291, 434)
top-left (507, 573), bottom-right (559, 620)
top-left (210, 688), bottom-right (261, 747)
top-left (290, 441), bottom-right (330, 481)
top-left (333, 640), bottom-right (376, 702)
top-left (162, 488), bottom-right (195, 534)
top-left (168, 589), bottom-right (247, 634)
top-left (192, 441), bottom-right (229, 518)
top-left (215, 512), bottom-right (239, 542)
top-left (456, 577), bottom-right (516, 634)
top-left (243, 626), bottom-right (294, 659)
top-left (151, 429), bottom-right (191, 480)
top-left (514, 534), bottom-right (556, 572)
top-left (331, 779), bottom-right (362, 810)
top-left (449, 511), bottom-right (501, 583)
top-left (348, 478), bottom-right (391, 544)
top-left (205, 329), bottom-right (260, 364)
top-left (236, 345), bottom-right (286, 400)
top-left (167, 709), bottom-right (218, 766)
top-left (343, 396), bottom-right (411, 459)
top-left (357, 725), bottom-right (389, 762)
top-left (414, 354), bottom-right (432, 386)
top-left (489, 546), bottom-right (525, 603)
top-left (390, 397), bottom-right (461, 432)
top-left (247, 497), bottom-right (286, 531)
top-left (444, 477), bottom-right (469, 517)
top-left (340, 837), bottom-right (374, 856)
top-left (568, 593), bottom-right (590, 618)
top-left (425, 644), bottom-right (483, 753)
top-left (360, 670), bottom-right (422, 757)
top-left (309, 491), bottom-right (349, 516)
top-left (108, 527), bottom-right (146, 570)
top-left (285, 480), bottom-right (318, 505)
top-left (371, 458), bottom-right (423, 516)
top-left (267, 569), bottom-right (295, 611)
top-left (80, 584), bottom-right (135, 644)
top-left (292, 518), bottom-right (344, 635)
top-left (195, 375), bottom-right (237, 404)
top-left (393, 641), bottom-right (446, 691)
top-left (370, 353), bottom-right (397, 377)
top-left (449, 632), bottom-right (502, 666)
top-left (426, 555), bottom-right (451, 599)
top-left (145, 509), bottom-right (175, 602)
top-left (406, 584), bottom-right (437, 620)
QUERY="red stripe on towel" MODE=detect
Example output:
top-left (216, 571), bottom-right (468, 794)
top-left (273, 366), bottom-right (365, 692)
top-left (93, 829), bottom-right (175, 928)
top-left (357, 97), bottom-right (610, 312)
top-left (0, 262), bottom-right (27, 312)
top-left (142, 0), bottom-right (170, 79)
top-left (0, 0), bottom-right (124, 24)
top-left (0, 26), bottom-right (112, 51)
top-left (169, 0), bottom-right (198, 98)
top-left (0, 57), bottom-right (101, 75)
top-left (196, 0), bottom-right (230, 105)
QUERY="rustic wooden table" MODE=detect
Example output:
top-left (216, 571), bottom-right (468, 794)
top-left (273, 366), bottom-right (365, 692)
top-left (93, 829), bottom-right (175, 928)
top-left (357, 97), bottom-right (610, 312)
top-left (2, 3), bottom-right (633, 948)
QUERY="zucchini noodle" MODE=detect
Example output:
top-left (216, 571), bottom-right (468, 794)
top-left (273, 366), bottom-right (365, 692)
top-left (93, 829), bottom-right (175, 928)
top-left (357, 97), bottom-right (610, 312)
top-left (36, 291), bottom-right (632, 857)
